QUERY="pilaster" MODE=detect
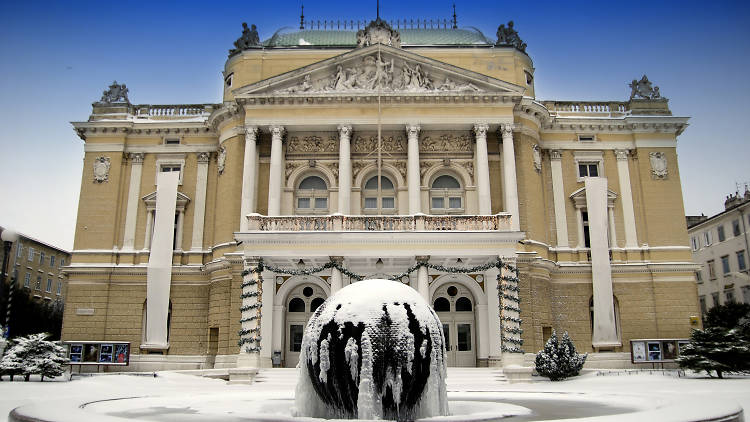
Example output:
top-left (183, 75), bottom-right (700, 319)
top-left (337, 125), bottom-right (352, 214)
top-left (122, 153), bottom-right (144, 250)
top-left (473, 123), bottom-right (492, 215)
top-left (406, 124), bottom-right (421, 215)
top-left (267, 125), bottom-right (285, 216)
top-left (500, 125), bottom-right (520, 231)
top-left (240, 127), bottom-right (259, 229)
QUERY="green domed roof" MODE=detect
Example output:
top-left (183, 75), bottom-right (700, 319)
top-left (263, 27), bottom-right (493, 47)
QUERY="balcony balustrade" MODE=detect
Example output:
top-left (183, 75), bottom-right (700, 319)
top-left (245, 214), bottom-right (512, 232)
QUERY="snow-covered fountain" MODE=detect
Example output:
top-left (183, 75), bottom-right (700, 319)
top-left (294, 279), bottom-right (448, 421)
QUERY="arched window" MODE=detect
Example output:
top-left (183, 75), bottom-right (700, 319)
top-left (363, 175), bottom-right (396, 214)
top-left (296, 175), bottom-right (329, 214)
top-left (310, 297), bottom-right (325, 313)
top-left (288, 297), bottom-right (306, 312)
top-left (430, 174), bottom-right (464, 214)
top-left (433, 297), bottom-right (451, 312)
top-left (456, 297), bottom-right (473, 311)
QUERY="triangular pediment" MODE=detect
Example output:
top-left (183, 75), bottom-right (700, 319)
top-left (233, 44), bottom-right (525, 97)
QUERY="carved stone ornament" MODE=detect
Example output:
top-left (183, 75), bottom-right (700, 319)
top-left (357, 18), bottom-right (401, 48)
top-left (274, 54), bottom-right (482, 94)
top-left (217, 146), bottom-right (227, 175)
top-left (93, 157), bottom-right (111, 183)
top-left (495, 21), bottom-right (527, 53)
top-left (458, 160), bottom-right (474, 182)
top-left (388, 161), bottom-right (407, 180)
top-left (287, 135), bottom-right (338, 153)
top-left (629, 75), bottom-right (663, 100)
top-left (649, 152), bottom-right (668, 179)
top-left (326, 163), bottom-right (340, 181)
top-left (420, 161), bottom-right (440, 179)
top-left (421, 133), bottom-right (472, 152)
top-left (129, 152), bottom-right (144, 164)
top-left (197, 152), bottom-right (211, 164)
top-left (98, 81), bottom-right (129, 104)
top-left (352, 134), bottom-right (406, 153)
top-left (352, 161), bottom-right (366, 180)
top-left (229, 22), bottom-right (260, 55)
top-left (532, 144), bottom-right (542, 172)
top-left (285, 162), bottom-right (301, 178)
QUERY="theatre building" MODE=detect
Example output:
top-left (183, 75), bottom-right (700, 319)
top-left (65, 16), bottom-right (699, 371)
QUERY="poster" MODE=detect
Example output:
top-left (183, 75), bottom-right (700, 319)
top-left (647, 342), bottom-right (662, 361)
top-left (662, 341), bottom-right (677, 360)
top-left (632, 341), bottom-right (646, 362)
top-left (99, 344), bottom-right (113, 363)
top-left (69, 344), bottom-right (83, 362)
top-left (115, 344), bottom-right (129, 364)
top-left (84, 344), bottom-right (99, 362)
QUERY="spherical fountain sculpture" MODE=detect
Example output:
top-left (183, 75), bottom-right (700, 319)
top-left (294, 279), bottom-right (449, 421)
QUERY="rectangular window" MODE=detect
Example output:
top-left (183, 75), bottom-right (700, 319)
top-left (46, 278), bottom-right (52, 293)
top-left (60, 258), bottom-right (65, 268)
top-left (431, 197), bottom-right (443, 209)
top-left (290, 325), bottom-right (303, 352)
top-left (695, 270), bottom-right (702, 282)
top-left (578, 163), bottom-right (599, 178)
top-left (164, 138), bottom-right (180, 145)
top-left (28, 247), bottom-right (34, 261)
top-left (691, 236), bottom-right (699, 251)
top-left (732, 219), bottom-right (741, 236)
top-left (737, 250), bottom-right (747, 271)
top-left (382, 197), bottom-right (395, 209)
top-left (448, 197), bottom-right (462, 209)
top-left (297, 198), bottom-right (310, 209)
top-left (699, 296), bottom-right (707, 316)
top-left (16, 242), bottom-right (22, 258)
top-left (364, 197), bottom-right (377, 209)
top-left (314, 198), bottom-right (327, 209)
top-left (160, 164), bottom-right (181, 173)
top-left (711, 292), bottom-right (720, 306)
top-left (56, 281), bottom-right (62, 296)
top-left (582, 211), bottom-right (591, 248)
top-left (707, 260), bottom-right (716, 279)
top-left (39, 251), bottom-right (45, 265)
top-left (704, 231), bottom-right (712, 246)
top-left (743, 286), bottom-right (750, 304)
top-left (721, 255), bottom-right (731, 274)
top-left (50, 255), bottom-right (55, 267)
top-left (725, 289), bottom-right (735, 303)
top-left (35, 276), bottom-right (42, 290)
top-left (578, 135), bottom-right (595, 142)
top-left (23, 273), bottom-right (30, 288)
top-left (717, 225), bottom-right (726, 242)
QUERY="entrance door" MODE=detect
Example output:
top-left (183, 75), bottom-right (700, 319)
top-left (433, 284), bottom-right (477, 367)
top-left (284, 284), bottom-right (327, 368)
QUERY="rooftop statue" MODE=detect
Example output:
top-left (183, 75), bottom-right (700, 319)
top-left (230, 22), bottom-right (260, 54)
top-left (357, 18), bottom-right (401, 48)
top-left (495, 20), bottom-right (527, 53)
top-left (629, 75), bottom-right (663, 100)
top-left (98, 81), bottom-right (129, 104)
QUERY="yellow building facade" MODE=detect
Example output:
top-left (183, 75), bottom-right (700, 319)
top-left (65, 19), bottom-right (698, 371)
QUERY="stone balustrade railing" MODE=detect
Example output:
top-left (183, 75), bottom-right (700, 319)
top-left (246, 214), bottom-right (512, 232)
top-left (134, 104), bottom-right (217, 118)
top-left (544, 101), bottom-right (628, 117)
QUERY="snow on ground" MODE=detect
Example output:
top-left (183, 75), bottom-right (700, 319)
top-left (0, 368), bottom-right (748, 421)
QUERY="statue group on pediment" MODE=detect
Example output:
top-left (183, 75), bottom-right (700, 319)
top-left (274, 54), bottom-right (482, 94)
top-left (356, 18), bottom-right (401, 48)
top-left (629, 75), bottom-right (662, 100)
top-left (287, 135), bottom-right (338, 153)
top-left (496, 21), bottom-right (527, 53)
top-left (230, 22), bottom-right (260, 54)
top-left (420, 134), bottom-right (472, 152)
top-left (99, 81), bottom-right (129, 104)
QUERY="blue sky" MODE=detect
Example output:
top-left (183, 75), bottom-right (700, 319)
top-left (0, 0), bottom-right (748, 249)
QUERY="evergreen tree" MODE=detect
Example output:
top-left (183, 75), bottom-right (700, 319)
top-left (677, 304), bottom-right (750, 378)
top-left (0, 333), bottom-right (68, 381)
top-left (0, 338), bottom-right (25, 381)
top-left (535, 330), bottom-right (587, 381)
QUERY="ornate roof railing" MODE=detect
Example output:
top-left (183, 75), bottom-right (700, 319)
top-left (543, 101), bottom-right (629, 118)
top-left (246, 214), bottom-right (511, 232)
top-left (134, 104), bottom-right (217, 118)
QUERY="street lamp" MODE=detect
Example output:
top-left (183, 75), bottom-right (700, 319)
top-left (1, 229), bottom-right (19, 339)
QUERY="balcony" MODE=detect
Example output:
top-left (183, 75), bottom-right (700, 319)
top-left (245, 214), bottom-right (512, 232)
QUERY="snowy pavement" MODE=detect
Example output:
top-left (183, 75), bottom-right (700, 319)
top-left (0, 368), bottom-right (748, 421)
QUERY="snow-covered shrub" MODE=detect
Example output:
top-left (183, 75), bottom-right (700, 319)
top-left (0, 333), bottom-right (68, 381)
top-left (677, 304), bottom-right (750, 378)
top-left (535, 330), bottom-right (587, 381)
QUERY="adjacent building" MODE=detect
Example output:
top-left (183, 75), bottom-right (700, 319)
top-left (688, 189), bottom-right (750, 318)
top-left (64, 15), bottom-right (699, 371)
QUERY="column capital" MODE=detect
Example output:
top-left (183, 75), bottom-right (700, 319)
top-left (197, 152), bottom-right (211, 164)
top-left (269, 125), bottom-right (285, 139)
top-left (129, 152), bottom-right (145, 164)
top-left (405, 123), bottom-right (421, 137)
top-left (329, 256), bottom-right (345, 265)
top-left (549, 149), bottom-right (563, 161)
top-left (244, 126), bottom-right (259, 140)
top-left (337, 124), bottom-right (353, 139)
top-left (473, 123), bottom-right (489, 138)
top-left (614, 149), bottom-right (630, 161)
top-left (499, 124), bottom-right (515, 139)
top-left (415, 255), bottom-right (430, 264)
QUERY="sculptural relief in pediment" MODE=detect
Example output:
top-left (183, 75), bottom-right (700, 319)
top-left (420, 133), bottom-right (472, 152)
top-left (287, 135), bottom-right (338, 154)
top-left (352, 133), bottom-right (407, 153)
top-left (274, 53), bottom-right (484, 95)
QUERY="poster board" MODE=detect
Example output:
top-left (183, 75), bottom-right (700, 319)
top-left (630, 339), bottom-right (689, 364)
top-left (63, 341), bottom-right (130, 366)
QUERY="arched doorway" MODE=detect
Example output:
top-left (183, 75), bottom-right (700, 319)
top-left (432, 283), bottom-right (476, 367)
top-left (284, 283), bottom-right (327, 368)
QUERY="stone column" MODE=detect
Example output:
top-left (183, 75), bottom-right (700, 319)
top-left (499, 256), bottom-right (523, 365)
top-left (272, 303), bottom-right (284, 363)
top-left (260, 269), bottom-right (275, 367)
top-left (337, 125), bottom-right (352, 214)
top-left (615, 149), bottom-right (638, 248)
top-left (143, 210), bottom-right (154, 250)
top-left (330, 256), bottom-right (344, 294)
top-left (191, 152), bottom-right (210, 251)
top-left (237, 256), bottom-right (263, 369)
top-left (500, 125), bottom-right (520, 231)
top-left (416, 255), bottom-right (430, 302)
top-left (123, 153), bottom-right (144, 250)
top-left (406, 124), bottom-right (421, 215)
top-left (473, 123), bottom-right (492, 215)
top-left (485, 266), bottom-right (502, 366)
top-left (240, 127), bottom-right (259, 230)
top-left (549, 150), bottom-right (569, 247)
top-left (267, 125), bottom-right (285, 216)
